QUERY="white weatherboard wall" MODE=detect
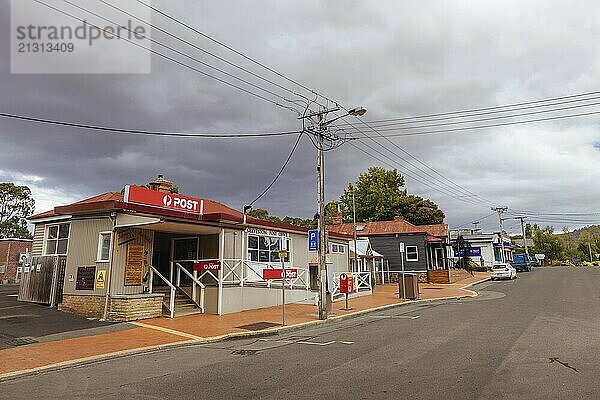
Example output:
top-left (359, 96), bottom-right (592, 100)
top-left (220, 286), bottom-right (312, 314)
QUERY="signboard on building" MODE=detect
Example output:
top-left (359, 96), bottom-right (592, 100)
top-left (193, 261), bottom-right (221, 271)
top-left (308, 229), bottom-right (318, 252)
top-left (246, 227), bottom-right (289, 237)
top-left (262, 269), bottom-right (298, 280)
top-left (124, 185), bottom-right (204, 215)
top-left (95, 270), bottom-right (106, 289)
top-left (468, 247), bottom-right (482, 257)
top-left (76, 266), bottom-right (96, 290)
top-left (124, 243), bottom-right (145, 286)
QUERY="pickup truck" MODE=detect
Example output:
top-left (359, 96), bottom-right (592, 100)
top-left (511, 254), bottom-right (535, 272)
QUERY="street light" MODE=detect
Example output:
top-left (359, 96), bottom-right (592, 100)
top-left (300, 105), bottom-right (367, 320)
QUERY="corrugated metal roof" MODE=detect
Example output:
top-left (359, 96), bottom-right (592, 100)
top-left (327, 217), bottom-right (448, 238)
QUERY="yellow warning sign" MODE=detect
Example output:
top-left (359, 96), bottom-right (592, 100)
top-left (278, 250), bottom-right (288, 259)
top-left (96, 269), bottom-right (106, 289)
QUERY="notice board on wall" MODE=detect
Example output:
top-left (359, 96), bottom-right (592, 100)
top-left (76, 266), bottom-right (96, 290)
top-left (124, 243), bottom-right (145, 286)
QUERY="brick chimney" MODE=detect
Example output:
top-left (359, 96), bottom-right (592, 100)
top-left (149, 174), bottom-right (173, 193)
top-left (332, 211), bottom-right (343, 225)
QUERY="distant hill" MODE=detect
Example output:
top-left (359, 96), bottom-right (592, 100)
top-left (559, 225), bottom-right (600, 241)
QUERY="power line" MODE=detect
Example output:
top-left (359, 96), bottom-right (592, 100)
top-left (60, 0), bottom-right (304, 114)
top-left (98, 0), bottom-right (314, 109)
top-left (341, 111), bottom-right (495, 206)
top-left (335, 97), bottom-right (600, 131)
top-left (0, 112), bottom-right (301, 138)
top-left (337, 90), bottom-right (600, 125)
top-left (247, 132), bottom-right (304, 207)
top-left (136, 0), bottom-right (339, 109)
top-left (347, 141), bottom-right (488, 207)
top-left (33, 0), bottom-right (300, 115)
top-left (348, 109), bottom-right (600, 139)
top-left (452, 211), bottom-right (497, 229)
top-left (95, 0), bottom-right (496, 208)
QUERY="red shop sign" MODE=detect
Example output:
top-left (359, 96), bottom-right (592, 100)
top-left (124, 185), bottom-right (204, 214)
top-left (194, 261), bottom-right (221, 271)
top-left (262, 269), bottom-right (298, 280)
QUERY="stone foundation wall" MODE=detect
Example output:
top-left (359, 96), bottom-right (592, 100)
top-left (61, 294), bottom-right (105, 318)
top-left (107, 294), bottom-right (164, 321)
top-left (449, 268), bottom-right (473, 283)
top-left (383, 272), bottom-right (428, 284)
top-left (60, 293), bottom-right (163, 321)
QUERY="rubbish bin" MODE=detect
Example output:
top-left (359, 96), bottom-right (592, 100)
top-left (398, 273), bottom-right (419, 300)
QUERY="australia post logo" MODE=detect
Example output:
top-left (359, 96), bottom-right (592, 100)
top-left (162, 194), bottom-right (200, 212)
top-left (124, 185), bottom-right (204, 215)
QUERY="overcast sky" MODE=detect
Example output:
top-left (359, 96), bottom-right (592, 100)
top-left (2, 0), bottom-right (600, 234)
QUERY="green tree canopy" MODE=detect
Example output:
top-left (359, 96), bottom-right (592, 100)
top-left (338, 167), bottom-right (445, 225)
top-left (247, 208), bottom-right (281, 222)
top-left (0, 182), bottom-right (35, 239)
top-left (531, 225), bottom-right (565, 261)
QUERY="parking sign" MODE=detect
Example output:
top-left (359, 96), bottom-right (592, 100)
top-left (308, 229), bottom-right (319, 252)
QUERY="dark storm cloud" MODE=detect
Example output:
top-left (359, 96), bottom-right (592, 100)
top-left (2, 0), bottom-right (600, 232)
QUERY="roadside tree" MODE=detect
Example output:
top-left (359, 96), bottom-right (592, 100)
top-left (0, 182), bottom-right (35, 239)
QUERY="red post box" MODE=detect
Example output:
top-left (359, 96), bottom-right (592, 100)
top-left (339, 273), bottom-right (354, 294)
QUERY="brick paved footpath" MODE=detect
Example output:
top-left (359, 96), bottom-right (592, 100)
top-left (0, 272), bottom-right (489, 378)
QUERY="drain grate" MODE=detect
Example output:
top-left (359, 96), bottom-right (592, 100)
top-left (231, 349), bottom-right (259, 356)
top-left (236, 321), bottom-right (281, 331)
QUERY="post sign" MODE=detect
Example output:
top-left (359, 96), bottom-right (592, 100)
top-left (398, 242), bottom-right (405, 253)
top-left (124, 185), bottom-right (204, 215)
top-left (308, 229), bottom-right (319, 252)
top-left (193, 261), bottom-right (221, 271)
top-left (262, 269), bottom-right (298, 280)
top-left (339, 273), bottom-right (354, 294)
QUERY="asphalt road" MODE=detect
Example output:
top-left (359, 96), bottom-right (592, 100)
top-left (3, 266), bottom-right (600, 399)
top-left (0, 284), bottom-right (130, 349)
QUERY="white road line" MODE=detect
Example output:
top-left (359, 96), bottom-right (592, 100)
top-left (6, 294), bottom-right (18, 297)
top-left (297, 340), bottom-right (335, 346)
top-left (370, 315), bottom-right (420, 319)
top-left (339, 341), bottom-right (354, 345)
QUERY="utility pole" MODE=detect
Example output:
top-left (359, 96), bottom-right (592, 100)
top-left (353, 189), bottom-right (358, 273)
top-left (492, 207), bottom-right (508, 263)
top-left (588, 242), bottom-right (593, 262)
top-left (515, 216), bottom-right (529, 255)
top-left (316, 112), bottom-right (327, 320)
top-left (299, 105), bottom-right (366, 321)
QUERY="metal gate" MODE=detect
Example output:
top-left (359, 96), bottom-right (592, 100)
top-left (18, 256), bottom-right (66, 306)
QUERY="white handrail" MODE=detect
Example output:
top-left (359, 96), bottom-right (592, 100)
top-left (149, 266), bottom-right (176, 318)
top-left (175, 263), bottom-right (205, 313)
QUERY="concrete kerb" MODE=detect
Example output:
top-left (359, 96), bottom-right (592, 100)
top-left (0, 276), bottom-right (490, 382)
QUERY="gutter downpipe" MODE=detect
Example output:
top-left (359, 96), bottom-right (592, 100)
top-left (102, 212), bottom-right (118, 321)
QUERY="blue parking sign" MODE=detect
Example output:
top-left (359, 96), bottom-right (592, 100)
top-left (308, 229), bottom-right (319, 252)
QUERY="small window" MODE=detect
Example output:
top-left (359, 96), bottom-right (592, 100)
top-left (247, 234), bottom-right (290, 263)
top-left (330, 243), bottom-right (345, 254)
top-left (45, 223), bottom-right (70, 255)
top-left (97, 232), bottom-right (112, 262)
top-left (406, 246), bottom-right (419, 261)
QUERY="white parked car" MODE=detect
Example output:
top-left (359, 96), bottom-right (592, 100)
top-left (490, 263), bottom-right (517, 280)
